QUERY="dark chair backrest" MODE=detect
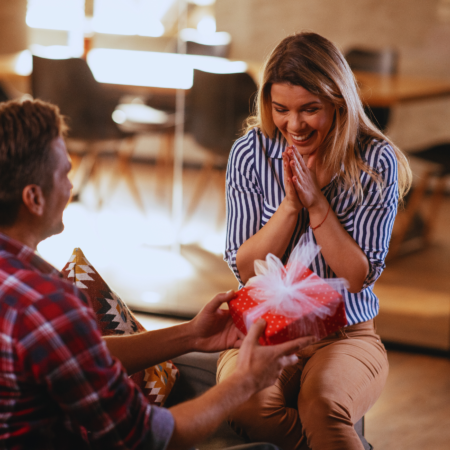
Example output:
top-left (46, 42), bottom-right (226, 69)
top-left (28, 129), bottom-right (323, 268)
top-left (31, 55), bottom-right (122, 140)
top-left (345, 48), bottom-right (399, 132)
top-left (187, 69), bottom-right (257, 157)
top-left (185, 40), bottom-right (230, 58)
top-left (345, 48), bottom-right (399, 76)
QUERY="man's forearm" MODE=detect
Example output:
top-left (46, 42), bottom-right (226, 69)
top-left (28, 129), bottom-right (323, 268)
top-left (104, 322), bottom-right (195, 375)
top-left (167, 372), bottom-right (254, 450)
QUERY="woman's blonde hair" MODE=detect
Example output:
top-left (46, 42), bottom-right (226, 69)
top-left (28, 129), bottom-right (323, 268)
top-left (246, 32), bottom-right (412, 202)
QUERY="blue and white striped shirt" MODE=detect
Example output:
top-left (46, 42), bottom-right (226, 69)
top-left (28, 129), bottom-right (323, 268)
top-left (224, 128), bottom-right (398, 326)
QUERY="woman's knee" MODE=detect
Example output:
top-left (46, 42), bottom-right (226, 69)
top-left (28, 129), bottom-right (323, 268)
top-left (299, 394), bottom-right (352, 430)
top-left (229, 389), bottom-right (292, 430)
top-left (298, 395), bottom-right (364, 449)
top-left (228, 390), bottom-right (302, 445)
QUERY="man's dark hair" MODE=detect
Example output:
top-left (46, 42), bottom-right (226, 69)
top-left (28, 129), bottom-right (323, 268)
top-left (0, 99), bottom-right (67, 226)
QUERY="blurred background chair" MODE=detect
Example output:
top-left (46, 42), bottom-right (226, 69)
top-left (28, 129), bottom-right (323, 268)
top-left (185, 40), bottom-right (229, 58)
top-left (184, 69), bottom-right (257, 224)
top-left (389, 143), bottom-right (450, 258)
top-left (345, 47), bottom-right (399, 132)
top-left (178, 28), bottom-right (231, 58)
top-left (31, 55), bottom-right (174, 210)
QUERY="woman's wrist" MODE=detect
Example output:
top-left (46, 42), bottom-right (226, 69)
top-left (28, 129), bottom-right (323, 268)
top-left (307, 196), bottom-right (330, 227)
top-left (280, 197), bottom-right (302, 216)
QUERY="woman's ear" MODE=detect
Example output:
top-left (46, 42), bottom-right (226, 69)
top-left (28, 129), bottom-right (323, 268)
top-left (22, 185), bottom-right (46, 217)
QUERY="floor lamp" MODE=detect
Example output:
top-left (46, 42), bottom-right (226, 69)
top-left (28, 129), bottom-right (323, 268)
top-left (172, 0), bottom-right (188, 254)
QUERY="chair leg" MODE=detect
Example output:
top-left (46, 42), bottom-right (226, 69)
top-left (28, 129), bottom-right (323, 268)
top-left (70, 144), bottom-right (99, 202)
top-left (423, 175), bottom-right (446, 244)
top-left (119, 139), bottom-right (146, 213)
top-left (184, 156), bottom-right (215, 224)
top-left (216, 169), bottom-right (227, 229)
top-left (99, 137), bottom-right (145, 212)
top-left (389, 170), bottom-right (431, 258)
top-left (99, 141), bottom-right (122, 209)
top-left (155, 131), bottom-right (174, 204)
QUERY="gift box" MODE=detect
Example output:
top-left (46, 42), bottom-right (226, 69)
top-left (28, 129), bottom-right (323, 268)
top-left (228, 238), bottom-right (348, 345)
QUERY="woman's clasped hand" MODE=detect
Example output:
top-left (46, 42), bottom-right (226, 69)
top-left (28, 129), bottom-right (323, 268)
top-left (283, 145), bottom-right (327, 212)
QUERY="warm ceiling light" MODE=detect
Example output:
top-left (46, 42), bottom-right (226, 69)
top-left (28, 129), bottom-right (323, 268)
top-left (189, 0), bottom-right (216, 5)
top-left (197, 16), bottom-right (216, 34)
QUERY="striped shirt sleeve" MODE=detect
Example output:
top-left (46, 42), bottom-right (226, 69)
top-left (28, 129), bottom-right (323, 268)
top-left (354, 141), bottom-right (399, 289)
top-left (224, 131), bottom-right (263, 285)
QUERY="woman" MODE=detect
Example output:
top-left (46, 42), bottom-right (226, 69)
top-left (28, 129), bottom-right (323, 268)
top-left (217, 32), bottom-right (411, 450)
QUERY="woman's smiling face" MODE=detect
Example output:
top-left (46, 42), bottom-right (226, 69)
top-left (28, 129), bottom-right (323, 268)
top-left (271, 83), bottom-right (335, 158)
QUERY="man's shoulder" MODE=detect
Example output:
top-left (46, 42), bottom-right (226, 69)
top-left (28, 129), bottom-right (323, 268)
top-left (0, 251), bottom-right (89, 313)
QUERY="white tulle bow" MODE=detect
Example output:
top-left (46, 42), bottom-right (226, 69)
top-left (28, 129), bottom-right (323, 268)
top-left (243, 236), bottom-right (349, 331)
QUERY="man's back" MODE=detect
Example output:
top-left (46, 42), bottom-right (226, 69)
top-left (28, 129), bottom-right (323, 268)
top-left (0, 233), bottom-right (172, 449)
top-left (0, 233), bottom-right (91, 447)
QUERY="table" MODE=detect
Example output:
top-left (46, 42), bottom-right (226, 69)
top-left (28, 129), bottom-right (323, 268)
top-left (354, 70), bottom-right (450, 107)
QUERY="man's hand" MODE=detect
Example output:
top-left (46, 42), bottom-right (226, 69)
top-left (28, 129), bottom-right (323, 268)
top-left (167, 316), bottom-right (315, 450)
top-left (188, 290), bottom-right (244, 353)
top-left (236, 319), bottom-right (316, 393)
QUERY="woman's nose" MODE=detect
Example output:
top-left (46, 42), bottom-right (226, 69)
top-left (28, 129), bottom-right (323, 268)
top-left (289, 113), bottom-right (304, 131)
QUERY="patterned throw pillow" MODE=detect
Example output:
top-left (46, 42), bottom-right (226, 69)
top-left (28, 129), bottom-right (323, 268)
top-left (61, 248), bottom-right (179, 407)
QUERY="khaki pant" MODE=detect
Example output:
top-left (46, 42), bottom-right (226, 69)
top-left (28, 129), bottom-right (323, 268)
top-left (217, 320), bottom-right (388, 450)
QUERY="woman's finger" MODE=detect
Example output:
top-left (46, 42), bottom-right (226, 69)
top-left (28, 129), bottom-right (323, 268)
top-left (284, 151), bottom-right (300, 189)
top-left (290, 158), bottom-right (303, 181)
top-left (283, 155), bottom-right (293, 189)
top-left (292, 176), bottom-right (306, 193)
top-left (292, 147), bottom-right (308, 172)
top-left (289, 149), bottom-right (308, 182)
top-left (283, 154), bottom-right (293, 176)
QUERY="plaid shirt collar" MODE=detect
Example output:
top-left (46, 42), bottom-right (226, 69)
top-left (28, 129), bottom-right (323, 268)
top-left (0, 232), bottom-right (62, 278)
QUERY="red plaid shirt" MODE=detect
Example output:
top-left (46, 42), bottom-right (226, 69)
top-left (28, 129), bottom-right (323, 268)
top-left (0, 233), bottom-right (174, 449)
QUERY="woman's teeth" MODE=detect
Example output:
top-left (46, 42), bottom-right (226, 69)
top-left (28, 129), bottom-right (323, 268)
top-left (291, 130), bottom-right (314, 142)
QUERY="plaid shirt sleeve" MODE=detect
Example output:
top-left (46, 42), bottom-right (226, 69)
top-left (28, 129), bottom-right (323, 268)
top-left (13, 275), bottom-right (174, 449)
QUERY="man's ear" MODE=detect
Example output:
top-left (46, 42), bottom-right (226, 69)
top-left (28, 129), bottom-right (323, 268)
top-left (22, 185), bottom-right (46, 217)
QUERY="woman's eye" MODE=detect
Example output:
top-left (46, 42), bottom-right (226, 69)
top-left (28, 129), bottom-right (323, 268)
top-left (275, 108), bottom-right (288, 113)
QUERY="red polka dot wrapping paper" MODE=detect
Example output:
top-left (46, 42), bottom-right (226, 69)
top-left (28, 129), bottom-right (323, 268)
top-left (228, 265), bottom-right (347, 345)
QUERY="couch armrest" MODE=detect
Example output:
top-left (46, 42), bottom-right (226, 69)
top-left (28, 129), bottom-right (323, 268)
top-left (165, 352), bottom-right (220, 407)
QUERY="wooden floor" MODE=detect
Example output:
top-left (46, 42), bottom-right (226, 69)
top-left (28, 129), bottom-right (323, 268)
top-left (38, 146), bottom-right (450, 450)
top-left (365, 350), bottom-right (450, 450)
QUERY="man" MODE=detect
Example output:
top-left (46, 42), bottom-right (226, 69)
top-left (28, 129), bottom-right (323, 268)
top-left (0, 99), bottom-right (315, 449)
